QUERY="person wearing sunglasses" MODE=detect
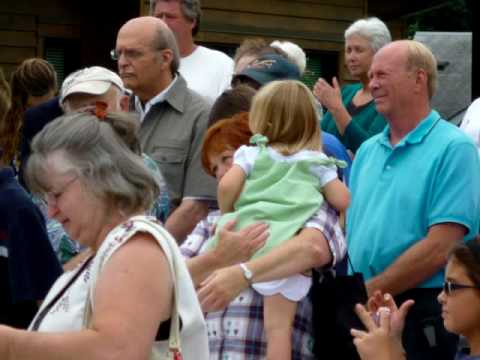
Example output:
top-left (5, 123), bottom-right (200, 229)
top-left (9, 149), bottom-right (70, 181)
top-left (351, 240), bottom-right (480, 360)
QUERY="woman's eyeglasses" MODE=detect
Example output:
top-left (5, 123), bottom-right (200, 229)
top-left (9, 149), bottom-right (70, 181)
top-left (443, 280), bottom-right (480, 296)
top-left (43, 176), bottom-right (78, 206)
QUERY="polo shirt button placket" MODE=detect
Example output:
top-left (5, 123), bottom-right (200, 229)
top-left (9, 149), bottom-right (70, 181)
top-left (380, 159), bottom-right (394, 181)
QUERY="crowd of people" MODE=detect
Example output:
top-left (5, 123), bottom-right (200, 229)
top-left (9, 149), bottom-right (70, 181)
top-left (0, 0), bottom-right (479, 359)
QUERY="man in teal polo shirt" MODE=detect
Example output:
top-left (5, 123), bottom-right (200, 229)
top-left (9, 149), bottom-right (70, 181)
top-left (347, 40), bottom-right (480, 360)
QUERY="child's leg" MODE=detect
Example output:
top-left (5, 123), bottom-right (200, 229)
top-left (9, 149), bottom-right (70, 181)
top-left (263, 294), bottom-right (297, 360)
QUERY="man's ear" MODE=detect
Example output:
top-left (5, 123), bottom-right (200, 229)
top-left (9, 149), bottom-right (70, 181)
top-left (160, 48), bottom-right (174, 70)
top-left (190, 17), bottom-right (197, 33)
top-left (416, 68), bottom-right (428, 87)
top-left (413, 68), bottom-right (428, 95)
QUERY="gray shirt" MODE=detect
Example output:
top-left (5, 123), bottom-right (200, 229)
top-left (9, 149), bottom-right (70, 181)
top-left (137, 75), bottom-right (216, 210)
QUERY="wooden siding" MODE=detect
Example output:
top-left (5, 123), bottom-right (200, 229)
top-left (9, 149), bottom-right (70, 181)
top-left (0, 14), bottom-right (38, 77)
top-left (1, 0), bottom-right (415, 85)
top-left (0, 0), bottom-right (138, 79)
top-left (143, 0), bottom-right (366, 51)
top-left (142, 0), bottom-right (367, 83)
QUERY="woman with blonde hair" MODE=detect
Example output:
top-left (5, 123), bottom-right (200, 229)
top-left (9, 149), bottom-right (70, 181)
top-left (205, 80), bottom-right (350, 360)
top-left (0, 58), bottom-right (57, 169)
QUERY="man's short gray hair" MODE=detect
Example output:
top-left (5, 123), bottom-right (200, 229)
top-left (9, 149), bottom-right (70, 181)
top-left (26, 112), bottom-right (160, 215)
top-left (150, 0), bottom-right (202, 36)
top-left (344, 17), bottom-right (392, 53)
top-left (154, 22), bottom-right (181, 75)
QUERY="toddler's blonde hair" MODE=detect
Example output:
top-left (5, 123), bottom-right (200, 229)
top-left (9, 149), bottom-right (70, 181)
top-left (249, 80), bottom-right (321, 155)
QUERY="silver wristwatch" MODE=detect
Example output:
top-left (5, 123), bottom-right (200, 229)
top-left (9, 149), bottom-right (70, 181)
top-left (239, 263), bottom-right (253, 284)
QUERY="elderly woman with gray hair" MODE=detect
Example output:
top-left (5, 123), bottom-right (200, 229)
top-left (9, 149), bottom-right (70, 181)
top-left (0, 111), bottom-right (209, 359)
top-left (314, 17), bottom-right (391, 154)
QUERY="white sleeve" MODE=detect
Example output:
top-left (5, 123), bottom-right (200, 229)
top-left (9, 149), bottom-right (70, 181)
top-left (233, 146), bottom-right (260, 176)
top-left (309, 152), bottom-right (339, 187)
top-left (461, 98), bottom-right (480, 148)
top-left (219, 57), bottom-right (234, 94)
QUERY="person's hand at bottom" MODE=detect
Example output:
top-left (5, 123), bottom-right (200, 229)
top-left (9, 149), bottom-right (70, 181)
top-left (351, 303), bottom-right (407, 360)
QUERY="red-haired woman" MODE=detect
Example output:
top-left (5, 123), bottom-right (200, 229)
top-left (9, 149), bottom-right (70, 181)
top-left (181, 112), bottom-right (347, 359)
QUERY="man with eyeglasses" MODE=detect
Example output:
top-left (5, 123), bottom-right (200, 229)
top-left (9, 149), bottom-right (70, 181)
top-left (347, 40), bottom-right (480, 359)
top-left (115, 16), bottom-right (216, 243)
top-left (151, 0), bottom-right (233, 104)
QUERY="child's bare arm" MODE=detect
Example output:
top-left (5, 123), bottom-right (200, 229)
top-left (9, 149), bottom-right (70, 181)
top-left (217, 164), bottom-right (246, 213)
top-left (323, 179), bottom-right (350, 212)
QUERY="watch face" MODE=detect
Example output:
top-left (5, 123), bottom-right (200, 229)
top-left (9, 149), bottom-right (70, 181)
top-left (240, 263), bottom-right (253, 281)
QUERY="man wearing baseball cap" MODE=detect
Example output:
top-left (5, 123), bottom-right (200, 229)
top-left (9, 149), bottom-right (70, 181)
top-left (59, 66), bottom-right (169, 223)
top-left (21, 65), bottom-right (171, 267)
top-left (21, 66), bottom-right (169, 219)
top-left (60, 66), bottom-right (129, 112)
top-left (231, 53), bottom-right (301, 90)
top-left (21, 66), bottom-right (129, 180)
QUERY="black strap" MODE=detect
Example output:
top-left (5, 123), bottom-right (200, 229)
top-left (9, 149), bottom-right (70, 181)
top-left (31, 256), bottom-right (94, 331)
top-left (346, 251), bottom-right (357, 274)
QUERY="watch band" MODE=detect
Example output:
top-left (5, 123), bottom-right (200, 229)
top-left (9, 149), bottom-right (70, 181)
top-left (239, 263), bottom-right (253, 284)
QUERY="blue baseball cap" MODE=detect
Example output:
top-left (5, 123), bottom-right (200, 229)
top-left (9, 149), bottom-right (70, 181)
top-left (233, 53), bottom-right (301, 87)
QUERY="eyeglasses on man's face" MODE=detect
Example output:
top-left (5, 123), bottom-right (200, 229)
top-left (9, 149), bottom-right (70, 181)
top-left (110, 48), bottom-right (146, 61)
top-left (443, 280), bottom-right (480, 296)
top-left (110, 47), bottom-right (165, 61)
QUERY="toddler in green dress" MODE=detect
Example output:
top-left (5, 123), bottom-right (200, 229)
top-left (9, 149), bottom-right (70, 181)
top-left (207, 80), bottom-right (350, 360)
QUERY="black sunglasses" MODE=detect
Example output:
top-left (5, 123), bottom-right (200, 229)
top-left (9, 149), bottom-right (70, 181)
top-left (443, 280), bottom-right (480, 296)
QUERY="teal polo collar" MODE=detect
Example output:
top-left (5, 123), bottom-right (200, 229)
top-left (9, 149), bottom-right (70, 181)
top-left (378, 110), bottom-right (442, 148)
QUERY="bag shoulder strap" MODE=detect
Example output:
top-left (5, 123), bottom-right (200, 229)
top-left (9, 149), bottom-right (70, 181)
top-left (83, 217), bottom-right (182, 355)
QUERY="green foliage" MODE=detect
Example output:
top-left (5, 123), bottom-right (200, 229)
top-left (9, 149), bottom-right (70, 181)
top-left (406, 0), bottom-right (472, 38)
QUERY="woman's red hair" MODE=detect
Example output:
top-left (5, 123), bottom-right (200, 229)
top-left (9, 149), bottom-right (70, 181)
top-left (201, 112), bottom-right (252, 177)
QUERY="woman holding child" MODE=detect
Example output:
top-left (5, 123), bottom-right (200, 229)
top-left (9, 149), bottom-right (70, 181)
top-left (182, 80), bottom-right (348, 359)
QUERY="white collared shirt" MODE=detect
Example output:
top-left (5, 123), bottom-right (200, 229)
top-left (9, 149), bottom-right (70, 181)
top-left (134, 75), bottom-right (178, 122)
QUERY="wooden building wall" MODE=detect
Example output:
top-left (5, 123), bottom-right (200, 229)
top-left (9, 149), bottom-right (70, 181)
top-left (0, 0), bottom-right (82, 79)
top-left (142, 0), bottom-right (368, 84)
top-left (0, 13), bottom-right (38, 76)
top-left (142, 0), bottom-right (366, 49)
top-left (201, 0), bottom-right (366, 51)
top-left (1, 0), bottom-right (408, 86)
top-left (0, 0), bottom-right (138, 81)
